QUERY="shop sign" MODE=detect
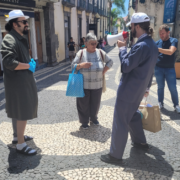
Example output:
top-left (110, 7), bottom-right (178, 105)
top-left (163, 0), bottom-right (177, 23)
top-left (0, 0), bottom-right (36, 8)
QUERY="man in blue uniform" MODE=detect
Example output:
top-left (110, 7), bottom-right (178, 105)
top-left (101, 13), bottom-right (159, 164)
top-left (155, 24), bottom-right (180, 113)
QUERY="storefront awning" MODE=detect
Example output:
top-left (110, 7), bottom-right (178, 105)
top-left (0, 9), bottom-right (34, 18)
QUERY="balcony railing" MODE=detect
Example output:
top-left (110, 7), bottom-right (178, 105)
top-left (86, 3), bottom-right (93, 12)
top-left (93, 6), bottom-right (98, 13)
top-left (107, 10), bottom-right (110, 17)
top-left (103, 9), bottom-right (107, 17)
top-left (62, 0), bottom-right (75, 8)
top-left (98, 9), bottom-right (103, 16)
top-left (103, 9), bottom-right (105, 16)
top-left (77, 0), bottom-right (86, 10)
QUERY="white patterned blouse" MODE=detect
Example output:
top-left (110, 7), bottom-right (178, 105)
top-left (72, 49), bottom-right (113, 90)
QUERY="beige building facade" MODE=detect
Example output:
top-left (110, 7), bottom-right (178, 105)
top-left (129, 0), bottom-right (177, 41)
top-left (54, 0), bottom-right (110, 63)
top-left (136, 1), bottom-right (165, 41)
top-left (0, 0), bottom-right (58, 77)
top-left (129, 0), bottom-right (179, 62)
top-left (0, 0), bottom-right (110, 77)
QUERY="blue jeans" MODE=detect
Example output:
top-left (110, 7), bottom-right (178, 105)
top-left (155, 66), bottom-right (179, 107)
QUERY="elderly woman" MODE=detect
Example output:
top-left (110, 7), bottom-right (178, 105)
top-left (72, 33), bottom-right (113, 129)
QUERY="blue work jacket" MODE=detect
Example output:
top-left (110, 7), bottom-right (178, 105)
top-left (118, 35), bottom-right (158, 103)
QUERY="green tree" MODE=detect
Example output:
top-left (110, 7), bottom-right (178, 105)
top-left (109, 0), bottom-right (126, 31)
top-left (110, 0), bottom-right (125, 13)
top-left (111, 8), bottom-right (125, 29)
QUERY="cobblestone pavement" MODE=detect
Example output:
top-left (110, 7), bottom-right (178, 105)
top-left (0, 46), bottom-right (180, 180)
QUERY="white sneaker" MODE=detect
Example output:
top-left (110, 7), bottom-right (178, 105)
top-left (175, 105), bottom-right (180, 114)
top-left (158, 102), bottom-right (163, 109)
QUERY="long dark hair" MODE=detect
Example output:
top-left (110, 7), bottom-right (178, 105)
top-left (5, 18), bottom-right (18, 32)
top-left (135, 21), bottom-right (154, 37)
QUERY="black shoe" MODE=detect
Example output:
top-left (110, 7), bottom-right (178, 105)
top-left (80, 124), bottom-right (90, 130)
top-left (90, 120), bottom-right (99, 125)
top-left (131, 142), bottom-right (149, 150)
top-left (16, 145), bottom-right (37, 156)
top-left (12, 135), bottom-right (33, 144)
top-left (100, 154), bottom-right (123, 165)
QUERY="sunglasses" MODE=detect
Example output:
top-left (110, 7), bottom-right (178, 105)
top-left (17, 20), bottom-right (28, 25)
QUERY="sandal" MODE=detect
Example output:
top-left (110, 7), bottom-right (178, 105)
top-left (16, 145), bottom-right (37, 156)
top-left (12, 135), bottom-right (33, 144)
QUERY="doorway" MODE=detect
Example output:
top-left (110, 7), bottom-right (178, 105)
top-left (86, 17), bottom-right (89, 34)
top-left (64, 15), bottom-right (71, 59)
top-left (35, 12), bottom-right (43, 64)
top-left (78, 17), bottom-right (82, 44)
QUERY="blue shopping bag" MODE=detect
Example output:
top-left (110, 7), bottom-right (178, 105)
top-left (66, 65), bottom-right (85, 97)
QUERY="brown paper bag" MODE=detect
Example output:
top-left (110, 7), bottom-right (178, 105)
top-left (140, 105), bottom-right (161, 133)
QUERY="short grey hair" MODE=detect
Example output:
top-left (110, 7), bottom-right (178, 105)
top-left (85, 33), bottom-right (97, 42)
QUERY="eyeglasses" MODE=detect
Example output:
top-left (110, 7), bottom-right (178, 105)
top-left (16, 20), bottom-right (28, 25)
top-left (90, 43), bottom-right (97, 46)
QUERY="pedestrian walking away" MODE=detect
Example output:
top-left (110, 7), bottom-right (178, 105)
top-left (72, 33), bottom-right (113, 130)
top-left (155, 24), bottom-right (180, 113)
top-left (67, 37), bottom-right (75, 63)
top-left (0, 10), bottom-right (38, 156)
top-left (101, 12), bottom-right (159, 164)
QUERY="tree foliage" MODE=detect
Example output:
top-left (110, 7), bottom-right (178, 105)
top-left (110, 0), bottom-right (126, 28)
top-left (111, 0), bottom-right (126, 14)
top-left (111, 8), bottom-right (120, 27)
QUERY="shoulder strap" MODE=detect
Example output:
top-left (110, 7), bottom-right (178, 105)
top-left (79, 50), bottom-right (83, 63)
top-left (99, 49), bottom-right (104, 62)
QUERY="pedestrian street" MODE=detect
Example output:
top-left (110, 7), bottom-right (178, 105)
top-left (0, 46), bottom-right (180, 180)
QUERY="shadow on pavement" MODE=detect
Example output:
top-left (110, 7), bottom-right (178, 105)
top-left (7, 140), bottom-right (42, 174)
top-left (123, 146), bottom-right (173, 178)
top-left (0, 46), bottom-right (175, 179)
top-left (1, 129), bottom-right (174, 179)
top-left (161, 108), bottom-right (180, 121)
top-left (52, 145), bottom-right (173, 179)
top-left (70, 125), bottom-right (111, 143)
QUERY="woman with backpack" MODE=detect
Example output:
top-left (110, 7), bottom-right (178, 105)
top-left (72, 33), bottom-right (113, 129)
